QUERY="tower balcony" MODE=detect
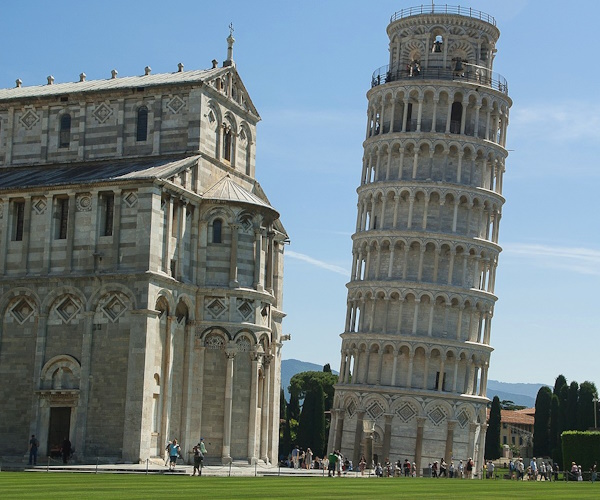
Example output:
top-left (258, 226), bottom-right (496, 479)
top-left (390, 5), bottom-right (497, 26)
top-left (371, 63), bottom-right (508, 95)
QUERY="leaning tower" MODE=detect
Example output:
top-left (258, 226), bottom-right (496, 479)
top-left (328, 5), bottom-right (511, 476)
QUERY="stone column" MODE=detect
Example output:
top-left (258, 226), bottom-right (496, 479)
top-left (415, 416), bottom-right (426, 476)
top-left (333, 409), bottom-right (345, 451)
top-left (253, 228), bottom-right (264, 292)
top-left (391, 350), bottom-right (398, 386)
top-left (353, 410), bottom-right (365, 467)
top-left (260, 355), bottom-right (272, 463)
top-left (247, 350), bottom-right (260, 463)
top-left (74, 311), bottom-right (94, 459)
top-left (222, 346), bottom-right (236, 463)
top-left (382, 413), bottom-right (393, 461)
top-left (122, 308), bottom-right (161, 462)
top-left (229, 223), bottom-right (240, 287)
top-left (29, 313), bottom-right (48, 455)
top-left (445, 420), bottom-right (457, 464)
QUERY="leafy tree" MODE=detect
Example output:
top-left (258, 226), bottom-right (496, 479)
top-left (577, 381), bottom-right (598, 431)
top-left (500, 400), bottom-right (526, 411)
top-left (566, 381), bottom-right (579, 430)
top-left (485, 396), bottom-right (502, 459)
top-left (323, 363), bottom-right (332, 373)
top-left (296, 380), bottom-right (326, 456)
top-left (278, 389), bottom-right (291, 459)
top-left (289, 370), bottom-right (338, 412)
top-left (533, 386), bottom-right (552, 457)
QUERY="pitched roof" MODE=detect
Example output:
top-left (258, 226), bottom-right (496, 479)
top-left (0, 156), bottom-right (200, 191)
top-left (487, 407), bottom-right (535, 426)
top-left (202, 174), bottom-right (277, 214)
top-left (0, 68), bottom-right (225, 101)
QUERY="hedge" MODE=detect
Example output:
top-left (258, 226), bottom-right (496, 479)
top-left (561, 430), bottom-right (600, 470)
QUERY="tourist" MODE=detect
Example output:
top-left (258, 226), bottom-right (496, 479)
top-left (191, 442), bottom-right (204, 476)
top-left (439, 458), bottom-right (447, 477)
top-left (61, 437), bottom-right (72, 464)
top-left (530, 457), bottom-right (537, 480)
top-left (487, 460), bottom-right (495, 479)
top-left (164, 440), bottom-right (172, 466)
top-left (466, 457), bottom-right (473, 479)
top-left (448, 461), bottom-right (455, 478)
top-left (291, 445), bottom-right (299, 469)
top-left (591, 462), bottom-right (597, 483)
top-left (305, 448), bottom-right (313, 469)
top-left (517, 458), bottom-right (525, 480)
top-left (167, 439), bottom-right (180, 471)
top-left (28, 434), bottom-right (39, 466)
top-left (336, 450), bottom-right (343, 477)
top-left (457, 460), bottom-right (464, 478)
top-left (327, 450), bottom-right (337, 477)
top-left (359, 455), bottom-right (366, 475)
top-left (412, 461), bottom-right (417, 477)
top-left (403, 459), bottom-right (411, 477)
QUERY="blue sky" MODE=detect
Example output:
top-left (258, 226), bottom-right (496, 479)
top-left (2, 1), bottom-right (599, 391)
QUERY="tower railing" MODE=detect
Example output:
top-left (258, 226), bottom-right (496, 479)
top-left (371, 63), bottom-right (508, 95)
top-left (390, 5), bottom-right (496, 26)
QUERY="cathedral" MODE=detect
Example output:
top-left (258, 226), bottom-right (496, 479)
top-left (328, 6), bottom-right (511, 475)
top-left (0, 34), bottom-right (286, 465)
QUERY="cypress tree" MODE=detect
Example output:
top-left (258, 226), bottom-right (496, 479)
top-left (577, 381), bottom-right (598, 431)
top-left (566, 381), bottom-right (579, 430)
top-left (533, 386), bottom-right (552, 457)
top-left (485, 396), bottom-right (502, 460)
top-left (550, 394), bottom-right (561, 463)
top-left (296, 381), bottom-right (326, 456)
top-left (553, 374), bottom-right (567, 396)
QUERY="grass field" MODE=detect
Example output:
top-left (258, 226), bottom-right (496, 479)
top-left (0, 474), bottom-right (598, 499)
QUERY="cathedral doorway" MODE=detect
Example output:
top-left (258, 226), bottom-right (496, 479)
top-left (48, 407), bottom-right (71, 458)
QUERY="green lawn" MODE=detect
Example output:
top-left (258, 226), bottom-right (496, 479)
top-left (0, 474), bottom-right (598, 499)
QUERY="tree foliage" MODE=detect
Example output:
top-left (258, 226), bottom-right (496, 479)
top-left (533, 386), bottom-right (552, 457)
top-left (296, 381), bottom-right (326, 456)
top-left (553, 374), bottom-right (567, 396)
top-left (577, 381), bottom-right (598, 431)
top-left (566, 381), bottom-right (579, 431)
top-left (550, 394), bottom-right (561, 461)
top-left (485, 396), bottom-right (502, 460)
top-left (289, 370), bottom-right (338, 412)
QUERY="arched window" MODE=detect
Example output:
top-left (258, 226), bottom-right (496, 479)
top-left (59, 114), bottom-right (71, 148)
top-left (136, 106), bottom-right (148, 142)
top-left (212, 218), bottom-right (222, 243)
top-left (450, 102), bottom-right (463, 134)
top-left (223, 127), bottom-right (233, 161)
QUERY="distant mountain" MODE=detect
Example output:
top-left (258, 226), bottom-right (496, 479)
top-left (281, 359), bottom-right (545, 408)
top-left (486, 380), bottom-right (548, 409)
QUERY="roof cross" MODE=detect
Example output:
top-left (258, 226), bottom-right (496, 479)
top-left (229, 23), bottom-right (234, 37)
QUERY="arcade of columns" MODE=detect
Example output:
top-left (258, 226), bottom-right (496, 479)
top-left (328, 5), bottom-right (511, 475)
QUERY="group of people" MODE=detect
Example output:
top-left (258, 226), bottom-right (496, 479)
top-left (509, 457), bottom-right (557, 481)
top-left (164, 437), bottom-right (207, 474)
top-left (289, 445), bottom-right (314, 469)
top-left (28, 435), bottom-right (72, 466)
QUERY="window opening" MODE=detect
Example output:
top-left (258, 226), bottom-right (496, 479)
top-left (59, 114), bottom-right (71, 148)
top-left (223, 127), bottom-right (232, 161)
top-left (450, 102), bottom-right (462, 134)
top-left (136, 106), bottom-right (148, 142)
top-left (13, 200), bottom-right (25, 241)
top-left (102, 193), bottom-right (114, 236)
top-left (57, 198), bottom-right (69, 239)
top-left (405, 103), bottom-right (413, 131)
top-left (213, 218), bottom-right (222, 243)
